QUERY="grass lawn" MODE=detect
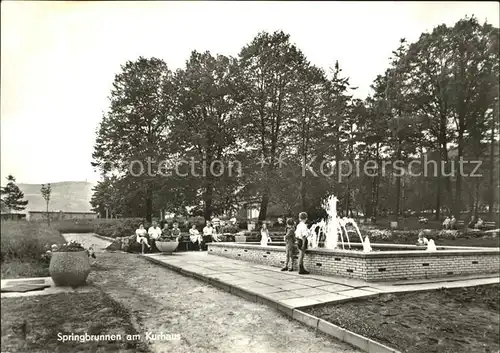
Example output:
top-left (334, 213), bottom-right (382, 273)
top-left (1, 290), bottom-right (150, 353)
top-left (1, 221), bottom-right (66, 279)
top-left (306, 284), bottom-right (500, 353)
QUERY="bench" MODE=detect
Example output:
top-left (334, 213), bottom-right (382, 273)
top-left (177, 234), bottom-right (196, 251)
top-left (483, 221), bottom-right (497, 230)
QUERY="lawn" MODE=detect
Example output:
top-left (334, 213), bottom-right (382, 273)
top-left (1, 290), bottom-right (150, 353)
top-left (306, 284), bottom-right (500, 353)
top-left (1, 221), bottom-right (66, 279)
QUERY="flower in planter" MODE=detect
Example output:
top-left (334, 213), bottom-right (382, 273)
top-left (42, 241), bottom-right (97, 262)
top-left (157, 233), bottom-right (178, 241)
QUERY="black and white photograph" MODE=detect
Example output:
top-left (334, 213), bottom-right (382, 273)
top-left (1, 1), bottom-right (499, 353)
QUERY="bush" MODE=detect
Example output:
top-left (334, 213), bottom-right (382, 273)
top-left (1, 221), bottom-right (66, 262)
top-left (223, 225), bottom-right (239, 234)
top-left (52, 219), bottom-right (103, 233)
top-left (93, 218), bottom-right (145, 238)
top-left (239, 221), bottom-right (248, 230)
top-left (1, 221), bottom-right (66, 278)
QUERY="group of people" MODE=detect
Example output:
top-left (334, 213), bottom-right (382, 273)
top-left (259, 213), bottom-right (311, 274)
top-left (134, 220), bottom-right (226, 254)
top-left (134, 213), bottom-right (312, 275)
top-left (135, 221), bottom-right (182, 253)
top-left (442, 215), bottom-right (457, 230)
top-left (443, 215), bottom-right (487, 230)
top-left (467, 216), bottom-right (485, 230)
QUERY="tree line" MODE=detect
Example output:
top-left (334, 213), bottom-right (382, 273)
top-left (91, 16), bottom-right (499, 223)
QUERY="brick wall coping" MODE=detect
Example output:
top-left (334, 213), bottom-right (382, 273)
top-left (208, 242), bottom-right (499, 258)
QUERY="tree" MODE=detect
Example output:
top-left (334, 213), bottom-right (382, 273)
top-left (397, 25), bottom-right (455, 219)
top-left (238, 31), bottom-right (307, 221)
top-left (169, 51), bottom-right (242, 220)
top-left (41, 183), bottom-right (51, 226)
top-left (448, 17), bottom-right (498, 217)
top-left (92, 57), bottom-right (176, 222)
top-left (1, 175), bottom-right (28, 212)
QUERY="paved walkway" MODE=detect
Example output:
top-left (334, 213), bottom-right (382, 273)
top-left (142, 252), bottom-right (499, 309)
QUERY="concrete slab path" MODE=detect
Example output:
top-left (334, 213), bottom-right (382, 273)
top-left (142, 251), bottom-right (499, 309)
top-left (1, 277), bottom-right (95, 298)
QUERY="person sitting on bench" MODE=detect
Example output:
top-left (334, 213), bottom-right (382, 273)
top-left (202, 220), bottom-right (214, 249)
top-left (474, 217), bottom-right (484, 229)
top-left (189, 224), bottom-right (203, 251)
top-left (467, 216), bottom-right (476, 229)
top-left (449, 216), bottom-right (457, 229)
top-left (442, 216), bottom-right (451, 230)
top-left (148, 221), bottom-right (162, 252)
top-left (136, 224), bottom-right (151, 253)
top-left (171, 222), bottom-right (181, 242)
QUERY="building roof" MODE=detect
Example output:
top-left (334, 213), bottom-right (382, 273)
top-left (28, 210), bottom-right (96, 214)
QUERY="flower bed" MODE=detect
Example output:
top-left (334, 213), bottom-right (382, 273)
top-left (306, 284), bottom-right (500, 353)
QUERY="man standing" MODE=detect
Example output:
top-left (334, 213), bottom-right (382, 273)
top-left (148, 221), bottom-right (162, 253)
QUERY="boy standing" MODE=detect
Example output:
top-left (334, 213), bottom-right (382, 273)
top-left (295, 212), bottom-right (310, 275)
top-left (281, 219), bottom-right (296, 271)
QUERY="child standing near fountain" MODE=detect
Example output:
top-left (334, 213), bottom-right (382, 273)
top-left (296, 212), bottom-right (310, 275)
top-left (281, 219), bottom-right (296, 272)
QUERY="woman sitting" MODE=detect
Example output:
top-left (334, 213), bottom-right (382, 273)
top-left (189, 224), bottom-right (203, 251)
top-left (211, 217), bottom-right (222, 242)
top-left (474, 218), bottom-right (484, 229)
top-left (135, 224), bottom-right (151, 253)
top-left (442, 217), bottom-right (451, 230)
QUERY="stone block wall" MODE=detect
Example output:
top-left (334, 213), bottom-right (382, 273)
top-left (208, 243), bottom-right (499, 281)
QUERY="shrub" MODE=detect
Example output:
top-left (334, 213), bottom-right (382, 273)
top-left (223, 225), bottom-right (239, 234)
top-left (1, 221), bottom-right (66, 262)
top-left (239, 221), bottom-right (248, 230)
top-left (52, 219), bottom-right (102, 233)
top-left (93, 218), bottom-right (145, 238)
top-left (1, 221), bottom-right (66, 278)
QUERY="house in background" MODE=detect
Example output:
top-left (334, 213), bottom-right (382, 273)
top-left (26, 210), bottom-right (97, 221)
top-left (0, 199), bottom-right (27, 220)
top-left (1, 181), bottom-right (98, 221)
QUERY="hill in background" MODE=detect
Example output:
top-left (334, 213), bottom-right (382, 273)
top-left (17, 181), bottom-right (97, 213)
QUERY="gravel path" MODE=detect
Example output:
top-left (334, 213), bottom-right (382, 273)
top-left (66, 234), bottom-right (360, 353)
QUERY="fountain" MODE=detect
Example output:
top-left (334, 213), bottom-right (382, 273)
top-left (206, 194), bottom-right (499, 281)
top-left (308, 195), bottom-right (365, 251)
top-left (426, 239), bottom-right (437, 251)
top-left (363, 236), bottom-right (372, 252)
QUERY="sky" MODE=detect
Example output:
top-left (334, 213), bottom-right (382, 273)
top-left (1, 1), bottom-right (498, 185)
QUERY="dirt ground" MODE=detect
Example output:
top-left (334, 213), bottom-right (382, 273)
top-left (1, 291), bottom-right (149, 353)
top-left (89, 252), bottom-right (361, 353)
top-left (306, 284), bottom-right (500, 353)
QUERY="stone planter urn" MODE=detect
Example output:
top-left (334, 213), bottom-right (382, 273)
top-left (49, 251), bottom-right (91, 287)
top-left (156, 241), bottom-right (179, 254)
